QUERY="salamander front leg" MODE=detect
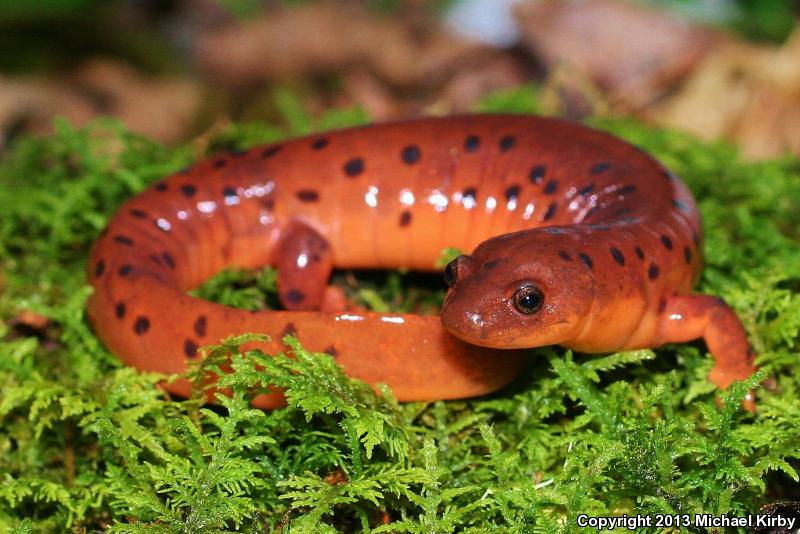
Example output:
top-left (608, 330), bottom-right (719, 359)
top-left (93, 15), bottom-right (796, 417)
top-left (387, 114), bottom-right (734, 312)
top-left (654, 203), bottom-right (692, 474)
top-left (656, 295), bottom-right (757, 407)
top-left (274, 220), bottom-right (343, 311)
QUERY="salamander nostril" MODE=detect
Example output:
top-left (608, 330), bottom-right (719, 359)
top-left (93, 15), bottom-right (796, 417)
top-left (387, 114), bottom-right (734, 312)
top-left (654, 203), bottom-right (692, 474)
top-left (444, 256), bottom-right (464, 288)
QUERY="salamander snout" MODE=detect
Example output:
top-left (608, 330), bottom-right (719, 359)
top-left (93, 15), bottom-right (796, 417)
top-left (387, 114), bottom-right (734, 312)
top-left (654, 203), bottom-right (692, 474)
top-left (441, 232), bottom-right (596, 350)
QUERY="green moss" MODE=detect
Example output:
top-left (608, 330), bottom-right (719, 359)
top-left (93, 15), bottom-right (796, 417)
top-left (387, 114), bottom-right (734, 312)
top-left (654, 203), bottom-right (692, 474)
top-left (1, 88), bottom-right (799, 532)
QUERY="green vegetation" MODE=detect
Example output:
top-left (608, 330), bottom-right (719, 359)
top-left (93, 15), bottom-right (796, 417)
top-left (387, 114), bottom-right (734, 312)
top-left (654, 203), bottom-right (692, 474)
top-left (1, 90), bottom-right (799, 532)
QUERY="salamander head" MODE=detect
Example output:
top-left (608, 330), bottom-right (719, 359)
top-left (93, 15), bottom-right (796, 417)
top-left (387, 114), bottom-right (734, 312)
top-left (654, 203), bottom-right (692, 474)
top-left (440, 231), bottom-right (595, 349)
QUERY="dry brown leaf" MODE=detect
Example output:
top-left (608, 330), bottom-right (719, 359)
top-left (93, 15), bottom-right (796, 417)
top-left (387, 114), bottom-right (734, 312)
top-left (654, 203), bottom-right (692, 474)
top-left (0, 58), bottom-right (202, 148)
top-left (649, 27), bottom-right (800, 159)
top-left (340, 69), bottom-right (403, 121)
top-left (537, 63), bottom-right (610, 119)
top-left (73, 58), bottom-right (202, 144)
top-left (430, 54), bottom-right (531, 114)
top-left (514, 0), bottom-right (716, 109)
top-left (0, 76), bottom-right (95, 150)
top-left (196, 2), bottom-right (491, 89)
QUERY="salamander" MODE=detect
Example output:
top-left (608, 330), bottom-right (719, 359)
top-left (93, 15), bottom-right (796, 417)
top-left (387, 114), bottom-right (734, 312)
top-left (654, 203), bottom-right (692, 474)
top-left (87, 114), bottom-right (756, 409)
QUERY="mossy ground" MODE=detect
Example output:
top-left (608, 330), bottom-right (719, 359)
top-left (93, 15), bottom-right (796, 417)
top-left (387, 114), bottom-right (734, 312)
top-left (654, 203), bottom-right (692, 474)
top-left (1, 88), bottom-right (799, 533)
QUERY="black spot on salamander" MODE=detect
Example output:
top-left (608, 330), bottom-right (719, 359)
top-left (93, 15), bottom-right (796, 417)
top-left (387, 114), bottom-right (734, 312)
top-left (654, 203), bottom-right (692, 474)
top-left (648, 263), bottom-right (660, 280)
top-left (213, 158), bottom-right (227, 169)
top-left (311, 138), bottom-right (329, 150)
top-left (683, 246), bottom-right (693, 264)
top-left (118, 264), bottom-right (133, 277)
top-left (296, 189), bottom-right (319, 202)
top-left (162, 252), bottom-right (176, 269)
top-left (588, 224), bottom-right (610, 231)
top-left (663, 170), bottom-right (678, 181)
top-left (529, 165), bottom-right (546, 184)
top-left (692, 230), bottom-right (700, 247)
top-left (323, 345), bottom-right (338, 357)
top-left (660, 235), bottom-right (673, 250)
top-left (113, 235), bottom-right (134, 246)
top-left (591, 162), bottom-right (611, 174)
top-left (543, 227), bottom-right (567, 234)
top-left (499, 135), bottom-right (516, 151)
top-left (610, 247), bottom-right (625, 266)
top-left (578, 253), bottom-right (593, 269)
top-left (115, 301), bottom-right (126, 319)
top-left (544, 180), bottom-right (558, 195)
top-left (504, 184), bottom-right (520, 201)
top-left (194, 315), bottom-right (207, 338)
top-left (223, 186), bottom-right (237, 197)
top-left (184, 339), bottom-right (199, 358)
top-left (558, 250), bottom-right (572, 262)
top-left (261, 145), bottom-right (282, 158)
top-left (181, 184), bottom-right (197, 198)
top-left (399, 210), bottom-right (412, 227)
top-left (229, 148), bottom-right (247, 157)
top-left (577, 183), bottom-right (595, 196)
top-left (672, 199), bottom-right (689, 212)
top-left (658, 298), bottom-right (667, 313)
top-left (130, 209), bottom-right (147, 219)
top-left (464, 135), bottom-right (480, 152)
top-left (261, 198), bottom-right (275, 210)
top-left (462, 187), bottom-right (477, 203)
top-left (281, 322), bottom-right (297, 338)
top-left (543, 202), bottom-right (557, 221)
top-left (133, 316), bottom-right (150, 335)
top-left (94, 260), bottom-right (106, 277)
top-left (401, 145), bottom-right (421, 165)
top-left (618, 185), bottom-right (637, 196)
top-left (343, 157), bottom-right (364, 177)
top-left (286, 290), bottom-right (305, 304)
top-left (635, 246), bottom-right (645, 260)
top-left (154, 182), bottom-right (168, 191)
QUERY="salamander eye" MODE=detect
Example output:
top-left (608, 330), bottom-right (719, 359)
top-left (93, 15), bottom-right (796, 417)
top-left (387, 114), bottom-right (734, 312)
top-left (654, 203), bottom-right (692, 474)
top-left (512, 284), bottom-right (544, 314)
top-left (444, 256), bottom-right (464, 288)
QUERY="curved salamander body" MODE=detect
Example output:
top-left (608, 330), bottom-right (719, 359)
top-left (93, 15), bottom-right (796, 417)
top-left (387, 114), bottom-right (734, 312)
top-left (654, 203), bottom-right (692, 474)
top-left (87, 115), bottom-right (756, 408)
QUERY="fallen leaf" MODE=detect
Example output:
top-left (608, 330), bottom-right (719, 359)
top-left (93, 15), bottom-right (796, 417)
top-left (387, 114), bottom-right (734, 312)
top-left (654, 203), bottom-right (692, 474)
top-left (514, 0), bottom-right (716, 109)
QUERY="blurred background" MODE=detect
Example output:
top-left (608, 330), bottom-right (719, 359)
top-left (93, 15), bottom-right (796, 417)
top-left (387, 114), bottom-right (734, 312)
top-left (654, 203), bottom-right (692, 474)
top-left (1, 0), bottom-right (799, 159)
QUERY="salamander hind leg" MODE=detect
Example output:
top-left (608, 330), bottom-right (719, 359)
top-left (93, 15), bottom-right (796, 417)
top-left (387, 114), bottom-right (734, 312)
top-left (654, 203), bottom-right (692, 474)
top-left (656, 295), bottom-right (757, 397)
top-left (274, 220), bottom-right (339, 311)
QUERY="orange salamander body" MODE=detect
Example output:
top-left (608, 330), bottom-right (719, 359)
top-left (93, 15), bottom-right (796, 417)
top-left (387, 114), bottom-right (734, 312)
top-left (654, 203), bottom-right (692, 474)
top-left (87, 115), bottom-right (756, 408)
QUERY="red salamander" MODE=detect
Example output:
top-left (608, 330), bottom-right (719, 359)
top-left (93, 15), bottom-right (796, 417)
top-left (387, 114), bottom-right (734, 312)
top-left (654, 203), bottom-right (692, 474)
top-left (87, 115), bottom-right (757, 408)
